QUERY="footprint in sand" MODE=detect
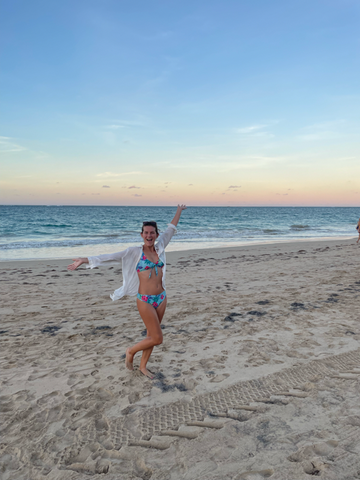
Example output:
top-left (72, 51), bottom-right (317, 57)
top-left (234, 468), bottom-right (274, 479)
top-left (287, 440), bottom-right (338, 463)
top-left (210, 373), bottom-right (229, 383)
top-left (287, 440), bottom-right (338, 475)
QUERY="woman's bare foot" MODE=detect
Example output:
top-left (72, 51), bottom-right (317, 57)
top-left (139, 367), bottom-right (155, 379)
top-left (125, 348), bottom-right (134, 371)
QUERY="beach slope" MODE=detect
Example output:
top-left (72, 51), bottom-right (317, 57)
top-left (1, 238), bottom-right (359, 479)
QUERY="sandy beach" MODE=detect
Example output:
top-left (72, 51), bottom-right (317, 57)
top-left (1, 237), bottom-right (360, 480)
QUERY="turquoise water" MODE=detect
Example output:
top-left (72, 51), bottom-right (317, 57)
top-left (0, 206), bottom-right (358, 260)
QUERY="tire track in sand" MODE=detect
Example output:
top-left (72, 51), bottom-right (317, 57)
top-left (59, 347), bottom-right (360, 473)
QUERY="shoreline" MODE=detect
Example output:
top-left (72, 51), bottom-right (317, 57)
top-left (0, 234), bottom-right (356, 263)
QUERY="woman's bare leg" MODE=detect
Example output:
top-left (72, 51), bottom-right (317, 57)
top-left (125, 299), bottom-right (166, 377)
top-left (139, 298), bottom-right (167, 377)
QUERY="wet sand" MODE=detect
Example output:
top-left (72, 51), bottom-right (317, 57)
top-left (1, 238), bottom-right (360, 479)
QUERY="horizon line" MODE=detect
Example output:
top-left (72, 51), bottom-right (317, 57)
top-left (1, 204), bottom-right (359, 208)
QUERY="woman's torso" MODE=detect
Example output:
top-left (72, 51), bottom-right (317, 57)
top-left (137, 249), bottom-right (165, 295)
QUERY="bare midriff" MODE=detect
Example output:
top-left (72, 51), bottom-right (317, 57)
top-left (137, 269), bottom-right (164, 296)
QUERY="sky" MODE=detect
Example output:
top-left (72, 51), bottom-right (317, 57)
top-left (1, 0), bottom-right (359, 206)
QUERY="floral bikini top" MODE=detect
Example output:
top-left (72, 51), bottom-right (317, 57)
top-left (136, 252), bottom-right (164, 278)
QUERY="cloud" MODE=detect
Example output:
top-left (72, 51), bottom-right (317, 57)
top-left (297, 119), bottom-right (346, 141)
top-left (297, 133), bottom-right (332, 141)
top-left (0, 136), bottom-right (27, 153)
top-left (227, 185), bottom-right (241, 192)
top-left (107, 119), bottom-right (146, 127)
top-left (133, 194), bottom-right (142, 197)
top-left (304, 120), bottom-right (345, 130)
top-left (140, 30), bottom-right (174, 41)
top-left (102, 185), bottom-right (110, 188)
top-left (35, 151), bottom-right (50, 159)
top-left (237, 124), bottom-right (267, 134)
top-left (188, 184), bottom-right (193, 186)
top-left (91, 193), bottom-right (100, 195)
top-left (236, 124), bottom-right (275, 139)
top-left (163, 154), bottom-right (289, 173)
top-left (128, 185), bottom-right (140, 189)
top-left (104, 125), bottom-right (125, 130)
top-left (219, 155), bottom-right (286, 171)
top-left (97, 171), bottom-right (143, 178)
top-left (250, 132), bottom-right (275, 138)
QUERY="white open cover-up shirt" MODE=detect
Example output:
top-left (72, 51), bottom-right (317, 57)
top-left (87, 224), bottom-right (177, 301)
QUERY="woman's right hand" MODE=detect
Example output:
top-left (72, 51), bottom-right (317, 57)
top-left (67, 258), bottom-right (88, 271)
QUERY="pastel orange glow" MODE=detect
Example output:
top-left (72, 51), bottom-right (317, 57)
top-left (1, 171), bottom-right (358, 206)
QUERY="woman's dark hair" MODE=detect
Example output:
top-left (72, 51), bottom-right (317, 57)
top-left (142, 221), bottom-right (159, 234)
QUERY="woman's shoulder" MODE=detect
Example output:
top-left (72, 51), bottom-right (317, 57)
top-left (127, 245), bottom-right (142, 252)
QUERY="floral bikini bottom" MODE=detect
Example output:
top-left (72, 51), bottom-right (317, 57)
top-left (137, 290), bottom-right (166, 309)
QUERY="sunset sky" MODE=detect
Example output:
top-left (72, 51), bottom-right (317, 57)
top-left (1, 0), bottom-right (359, 206)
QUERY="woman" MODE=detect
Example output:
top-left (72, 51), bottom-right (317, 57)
top-left (67, 205), bottom-right (186, 379)
top-left (356, 218), bottom-right (360, 244)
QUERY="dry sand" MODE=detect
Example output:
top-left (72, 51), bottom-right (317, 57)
top-left (1, 238), bottom-right (360, 480)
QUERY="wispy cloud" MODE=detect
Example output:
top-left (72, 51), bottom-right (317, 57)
top-left (0, 136), bottom-right (27, 153)
top-left (133, 194), bottom-right (142, 197)
top-left (297, 133), bottom-right (332, 141)
top-left (218, 155), bottom-right (286, 171)
top-left (161, 154), bottom-right (286, 171)
top-left (297, 119), bottom-right (346, 141)
top-left (237, 124), bottom-right (267, 134)
top-left (228, 185), bottom-right (241, 189)
top-left (35, 151), bottom-right (50, 159)
top-left (303, 120), bottom-right (345, 130)
top-left (128, 185), bottom-right (140, 189)
top-left (104, 125), bottom-right (125, 130)
top-left (102, 185), bottom-right (110, 188)
top-left (141, 56), bottom-right (181, 90)
top-left (96, 171), bottom-right (143, 178)
top-left (104, 118), bottom-right (147, 128)
top-left (236, 124), bottom-right (275, 139)
top-left (140, 31), bottom-right (174, 41)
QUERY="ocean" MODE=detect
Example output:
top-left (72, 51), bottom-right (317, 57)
top-left (0, 205), bottom-right (358, 261)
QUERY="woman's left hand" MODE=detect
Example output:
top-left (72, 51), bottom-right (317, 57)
top-left (177, 204), bottom-right (187, 211)
top-left (170, 205), bottom-right (187, 227)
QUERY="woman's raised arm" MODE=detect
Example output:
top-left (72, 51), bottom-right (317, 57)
top-left (170, 205), bottom-right (187, 227)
